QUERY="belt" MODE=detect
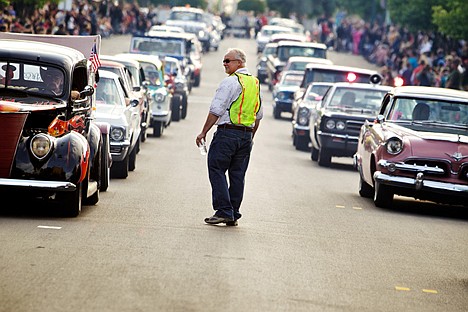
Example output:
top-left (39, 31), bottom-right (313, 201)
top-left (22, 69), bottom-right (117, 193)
top-left (218, 123), bottom-right (254, 132)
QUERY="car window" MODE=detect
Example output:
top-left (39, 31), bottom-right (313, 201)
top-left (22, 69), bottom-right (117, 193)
top-left (328, 87), bottom-right (388, 114)
top-left (388, 98), bottom-right (468, 125)
top-left (0, 61), bottom-right (65, 97)
top-left (96, 77), bottom-right (121, 105)
top-left (306, 85), bottom-right (331, 100)
top-left (280, 74), bottom-right (303, 86)
top-left (141, 62), bottom-right (162, 86)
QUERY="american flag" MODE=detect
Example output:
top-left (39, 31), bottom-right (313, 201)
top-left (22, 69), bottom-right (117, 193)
top-left (89, 42), bottom-right (101, 73)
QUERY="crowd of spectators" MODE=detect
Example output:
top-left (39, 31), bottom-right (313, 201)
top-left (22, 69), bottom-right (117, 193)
top-left (0, 1), bottom-right (152, 38)
top-left (1, 2), bottom-right (467, 91)
top-left (321, 15), bottom-right (468, 90)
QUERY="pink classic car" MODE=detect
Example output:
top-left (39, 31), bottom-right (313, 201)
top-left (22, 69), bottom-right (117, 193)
top-left (354, 86), bottom-right (468, 208)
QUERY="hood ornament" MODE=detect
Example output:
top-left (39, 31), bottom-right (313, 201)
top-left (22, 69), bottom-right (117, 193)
top-left (445, 152), bottom-right (468, 162)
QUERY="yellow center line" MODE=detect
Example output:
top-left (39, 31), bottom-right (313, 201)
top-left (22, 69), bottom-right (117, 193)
top-left (352, 207), bottom-right (363, 210)
top-left (336, 205), bottom-right (345, 208)
top-left (422, 289), bottom-right (438, 294)
top-left (395, 286), bottom-right (411, 291)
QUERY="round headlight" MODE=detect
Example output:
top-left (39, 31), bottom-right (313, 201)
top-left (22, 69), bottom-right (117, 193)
top-left (153, 93), bottom-right (165, 102)
top-left (30, 134), bottom-right (52, 159)
top-left (298, 116), bottom-right (309, 126)
top-left (276, 92), bottom-right (286, 100)
top-left (298, 107), bottom-right (309, 117)
top-left (386, 137), bottom-right (403, 155)
top-left (326, 119), bottom-right (335, 130)
top-left (336, 121), bottom-right (346, 130)
top-left (111, 127), bottom-right (125, 141)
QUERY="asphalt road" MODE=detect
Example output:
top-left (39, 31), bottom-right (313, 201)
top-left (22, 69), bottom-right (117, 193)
top-left (1, 35), bottom-right (467, 312)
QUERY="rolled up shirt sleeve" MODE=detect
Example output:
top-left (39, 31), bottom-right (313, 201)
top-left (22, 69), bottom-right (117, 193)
top-left (209, 76), bottom-right (241, 117)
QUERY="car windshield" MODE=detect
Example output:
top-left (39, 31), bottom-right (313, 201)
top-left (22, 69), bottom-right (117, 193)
top-left (141, 62), bottom-right (162, 86)
top-left (387, 97), bottom-right (468, 128)
top-left (0, 61), bottom-right (65, 97)
top-left (277, 46), bottom-right (326, 61)
top-left (130, 38), bottom-right (184, 56)
top-left (306, 69), bottom-right (372, 85)
top-left (280, 74), bottom-right (302, 86)
top-left (306, 85), bottom-right (331, 100)
top-left (96, 77), bottom-right (121, 105)
top-left (327, 87), bottom-right (388, 115)
top-left (170, 11), bottom-right (204, 22)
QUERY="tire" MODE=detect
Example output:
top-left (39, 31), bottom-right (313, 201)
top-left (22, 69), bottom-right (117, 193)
top-left (171, 95), bottom-right (181, 122)
top-left (181, 94), bottom-right (188, 119)
top-left (318, 147), bottom-right (332, 167)
top-left (311, 146), bottom-right (319, 161)
top-left (273, 107), bottom-right (281, 119)
top-left (295, 136), bottom-right (309, 151)
top-left (373, 181), bottom-right (393, 208)
top-left (193, 74), bottom-right (200, 87)
top-left (140, 126), bottom-right (147, 143)
top-left (100, 134), bottom-right (110, 192)
top-left (59, 182), bottom-right (82, 217)
top-left (358, 171), bottom-right (374, 198)
top-left (153, 121), bottom-right (163, 137)
top-left (111, 154), bottom-right (129, 179)
top-left (128, 142), bottom-right (137, 172)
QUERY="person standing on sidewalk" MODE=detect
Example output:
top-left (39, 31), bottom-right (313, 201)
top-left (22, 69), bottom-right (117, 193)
top-left (196, 48), bottom-right (263, 226)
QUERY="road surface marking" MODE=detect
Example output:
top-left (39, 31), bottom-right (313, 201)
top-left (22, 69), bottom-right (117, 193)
top-left (336, 205), bottom-right (345, 208)
top-left (37, 226), bottom-right (62, 230)
top-left (395, 286), bottom-right (411, 291)
top-left (352, 207), bottom-right (363, 210)
top-left (422, 289), bottom-right (438, 294)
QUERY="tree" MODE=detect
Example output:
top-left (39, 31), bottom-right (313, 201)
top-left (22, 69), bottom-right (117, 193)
top-left (387, 0), bottom-right (445, 33)
top-left (336, 0), bottom-right (386, 23)
top-left (237, 0), bottom-right (266, 15)
top-left (433, 0), bottom-right (468, 40)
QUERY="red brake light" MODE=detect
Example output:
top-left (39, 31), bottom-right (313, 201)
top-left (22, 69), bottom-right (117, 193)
top-left (394, 76), bottom-right (404, 87)
top-left (347, 72), bottom-right (357, 82)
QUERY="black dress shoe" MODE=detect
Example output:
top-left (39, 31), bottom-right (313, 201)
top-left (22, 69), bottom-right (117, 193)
top-left (225, 220), bottom-right (238, 226)
top-left (204, 215), bottom-right (234, 225)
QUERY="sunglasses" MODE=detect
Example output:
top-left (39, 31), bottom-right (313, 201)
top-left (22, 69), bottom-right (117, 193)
top-left (222, 59), bottom-right (239, 64)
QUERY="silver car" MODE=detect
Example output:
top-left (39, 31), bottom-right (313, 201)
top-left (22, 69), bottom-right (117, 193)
top-left (94, 70), bottom-right (142, 179)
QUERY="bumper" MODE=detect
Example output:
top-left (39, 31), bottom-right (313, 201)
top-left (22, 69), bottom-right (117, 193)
top-left (0, 178), bottom-right (76, 192)
top-left (273, 100), bottom-right (292, 113)
top-left (318, 131), bottom-right (358, 157)
top-left (374, 171), bottom-right (468, 198)
top-left (110, 140), bottom-right (131, 162)
top-left (293, 124), bottom-right (310, 139)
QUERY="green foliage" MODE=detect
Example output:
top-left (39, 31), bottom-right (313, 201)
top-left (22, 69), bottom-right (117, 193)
top-left (387, 0), bottom-right (444, 32)
top-left (433, 0), bottom-right (468, 40)
top-left (266, 0), bottom-right (300, 17)
top-left (336, 0), bottom-right (386, 22)
top-left (237, 0), bottom-right (266, 15)
top-left (0, 0), bottom-right (9, 10)
top-left (11, 0), bottom-right (60, 19)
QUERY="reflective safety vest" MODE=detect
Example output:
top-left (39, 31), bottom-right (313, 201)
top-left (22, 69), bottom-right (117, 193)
top-left (229, 72), bottom-right (261, 126)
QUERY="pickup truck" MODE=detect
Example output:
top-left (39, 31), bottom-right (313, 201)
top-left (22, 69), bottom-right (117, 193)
top-left (265, 40), bottom-right (327, 91)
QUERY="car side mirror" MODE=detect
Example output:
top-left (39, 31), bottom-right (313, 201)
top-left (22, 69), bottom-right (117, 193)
top-left (376, 114), bottom-right (385, 123)
top-left (80, 85), bottom-right (94, 97)
top-left (130, 99), bottom-right (139, 107)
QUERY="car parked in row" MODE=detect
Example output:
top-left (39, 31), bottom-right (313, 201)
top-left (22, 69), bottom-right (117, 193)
top-left (309, 81), bottom-right (392, 167)
top-left (164, 56), bottom-right (190, 119)
top-left (354, 86), bottom-right (468, 208)
top-left (100, 55), bottom-right (151, 143)
top-left (95, 70), bottom-right (141, 179)
top-left (0, 37), bottom-right (111, 217)
top-left (272, 70), bottom-right (304, 119)
top-left (292, 82), bottom-right (334, 151)
top-left (116, 53), bottom-right (177, 137)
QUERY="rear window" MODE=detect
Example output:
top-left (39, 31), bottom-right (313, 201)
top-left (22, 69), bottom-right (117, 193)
top-left (303, 68), bottom-right (373, 87)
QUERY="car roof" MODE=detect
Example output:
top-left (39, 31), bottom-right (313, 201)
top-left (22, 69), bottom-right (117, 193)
top-left (286, 56), bottom-right (333, 65)
top-left (389, 86), bottom-right (468, 102)
top-left (276, 41), bottom-right (327, 50)
top-left (98, 69), bottom-right (120, 80)
top-left (100, 59), bottom-right (126, 68)
top-left (170, 6), bottom-right (204, 13)
top-left (0, 39), bottom-right (86, 72)
top-left (304, 63), bottom-right (377, 74)
top-left (100, 54), bottom-right (141, 68)
top-left (134, 32), bottom-right (197, 41)
top-left (330, 82), bottom-right (393, 91)
top-left (116, 53), bottom-right (163, 68)
top-left (281, 70), bottom-right (304, 77)
top-left (260, 25), bottom-right (293, 31)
